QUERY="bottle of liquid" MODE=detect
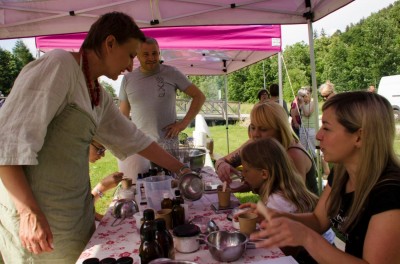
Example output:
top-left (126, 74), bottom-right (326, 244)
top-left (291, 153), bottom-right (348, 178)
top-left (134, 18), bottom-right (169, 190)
top-left (171, 199), bottom-right (185, 228)
top-left (174, 190), bottom-right (184, 205)
top-left (140, 209), bottom-right (155, 241)
top-left (136, 173), bottom-right (147, 205)
top-left (154, 218), bottom-right (175, 259)
top-left (161, 193), bottom-right (173, 209)
top-left (139, 224), bottom-right (162, 264)
top-left (117, 178), bottom-right (135, 201)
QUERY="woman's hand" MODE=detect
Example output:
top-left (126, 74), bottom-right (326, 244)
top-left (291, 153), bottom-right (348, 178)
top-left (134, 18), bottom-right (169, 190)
top-left (216, 160), bottom-right (241, 184)
top-left (101, 172), bottom-right (123, 190)
top-left (19, 209), bottom-right (54, 254)
top-left (250, 217), bottom-right (309, 249)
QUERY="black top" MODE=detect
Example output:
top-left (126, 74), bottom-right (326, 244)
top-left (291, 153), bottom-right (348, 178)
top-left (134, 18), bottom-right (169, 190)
top-left (328, 163), bottom-right (400, 258)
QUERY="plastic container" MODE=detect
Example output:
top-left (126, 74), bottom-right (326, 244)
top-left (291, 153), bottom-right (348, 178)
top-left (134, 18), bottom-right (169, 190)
top-left (144, 175), bottom-right (173, 211)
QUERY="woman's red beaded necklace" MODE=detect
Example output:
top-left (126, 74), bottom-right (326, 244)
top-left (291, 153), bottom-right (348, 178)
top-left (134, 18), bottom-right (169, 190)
top-left (81, 50), bottom-right (100, 108)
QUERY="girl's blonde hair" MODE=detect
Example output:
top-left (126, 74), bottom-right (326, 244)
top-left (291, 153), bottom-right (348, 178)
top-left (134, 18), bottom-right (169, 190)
top-left (250, 102), bottom-right (298, 148)
top-left (241, 138), bottom-right (317, 213)
top-left (324, 91), bottom-right (400, 231)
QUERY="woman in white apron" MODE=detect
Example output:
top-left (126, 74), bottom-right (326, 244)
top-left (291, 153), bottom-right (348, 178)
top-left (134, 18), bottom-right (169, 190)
top-left (0, 12), bottom-right (189, 263)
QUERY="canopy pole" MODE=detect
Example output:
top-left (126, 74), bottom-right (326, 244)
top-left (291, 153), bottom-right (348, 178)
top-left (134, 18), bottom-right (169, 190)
top-left (223, 60), bottom-right (230, 153)
top-left (307, 18), bottom-right (322, 194)
top-left (278, 52), bottom-right (283, 106)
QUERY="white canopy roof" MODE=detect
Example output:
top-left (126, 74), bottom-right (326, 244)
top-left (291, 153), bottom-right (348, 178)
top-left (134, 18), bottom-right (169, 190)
top-left (1, 0), bottom-right (353, 39)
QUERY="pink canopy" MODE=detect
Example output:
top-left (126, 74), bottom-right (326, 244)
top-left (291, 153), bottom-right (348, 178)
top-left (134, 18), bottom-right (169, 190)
top-left (36, 25), bottom-right (281, 75)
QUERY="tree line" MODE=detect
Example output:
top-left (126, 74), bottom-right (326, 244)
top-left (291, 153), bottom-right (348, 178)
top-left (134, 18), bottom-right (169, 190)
top-left (189, 1), bottom-right (400, 104)
top-left (1, 2), bottom-right (399, 103)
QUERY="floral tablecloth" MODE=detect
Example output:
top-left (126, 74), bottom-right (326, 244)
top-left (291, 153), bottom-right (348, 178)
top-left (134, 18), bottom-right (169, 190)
top-left (76, 167), bottom-right (295, 264)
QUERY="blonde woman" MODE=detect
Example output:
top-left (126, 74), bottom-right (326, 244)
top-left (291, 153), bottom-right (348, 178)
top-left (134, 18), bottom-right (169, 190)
top-left (252, 92), bottom-right (400, 263)
top-left (216, 101), bottom-right (318, 194)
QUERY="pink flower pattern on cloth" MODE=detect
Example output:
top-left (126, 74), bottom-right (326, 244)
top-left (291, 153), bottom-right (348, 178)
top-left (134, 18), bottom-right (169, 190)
top-left (76, 167), bottom-right (288, 264)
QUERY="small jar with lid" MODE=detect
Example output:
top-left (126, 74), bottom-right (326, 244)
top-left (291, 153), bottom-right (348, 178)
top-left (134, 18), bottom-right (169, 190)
top-left (172, 224), bottom-right (200, 253)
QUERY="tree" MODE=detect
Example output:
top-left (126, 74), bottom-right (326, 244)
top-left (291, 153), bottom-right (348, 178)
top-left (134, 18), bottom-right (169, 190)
top-left (0, 48), bottom-right (19, 95)
top-left (12, 40), bottom-right (34, 71)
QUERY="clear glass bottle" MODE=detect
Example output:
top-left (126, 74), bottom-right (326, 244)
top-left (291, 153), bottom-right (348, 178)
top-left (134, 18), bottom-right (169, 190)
top-left (139, 224), bottom-right (162, 264)
top-left (154, 218), bottom-right (175, 259)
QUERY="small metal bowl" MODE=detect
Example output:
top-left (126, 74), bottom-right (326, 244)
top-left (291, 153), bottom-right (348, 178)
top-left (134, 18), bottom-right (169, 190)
top-left (178, 172), bottom-right (204, 201)
top-left (188, 148), bottom-right (206, 171)
top-left (205, 231), bottom-right (248, 262)
top-left (149, 258), bottom-right (198, 264)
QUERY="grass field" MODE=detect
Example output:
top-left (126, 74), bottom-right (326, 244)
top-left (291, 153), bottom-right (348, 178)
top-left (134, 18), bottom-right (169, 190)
top-left (90, 121), bottom-right (400, 215)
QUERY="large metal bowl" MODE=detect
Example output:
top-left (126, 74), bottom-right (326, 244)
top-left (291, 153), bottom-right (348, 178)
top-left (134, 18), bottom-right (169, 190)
top-left (178, 172), bottom-right (204, 201)
top-left (205, 231), bottom-right (248, 262)
top-left (188, 148), bottom-right (206, 171)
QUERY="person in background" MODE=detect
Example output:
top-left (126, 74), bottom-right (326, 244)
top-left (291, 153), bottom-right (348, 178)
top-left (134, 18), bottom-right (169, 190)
top-left (238, 138), bottom-right (335, 262)
top-left (257, 88), bottom-right (270, 104)
top-left (319, 80), bottom-right (336, 102)
top-left (118, 37), bottom-right (205, 181)
top-left (269, 83), bottom-right (288, 115)
top-left (252, 91), bottom-right (400, 263)
top-left (318, 80), bottom-right (336, 179)
top-left (368, 85), bottom-right (376, 93)
top-left (89, 140), bottom-right (123, 221)
top-left (216, 102), bottom-right (318, 195)
top-left (0, 12), bottom-right (191, 263)
top-left (290, 90), bottom-right (305, 137)
top-left (299, 86), bottom-right (317, 159)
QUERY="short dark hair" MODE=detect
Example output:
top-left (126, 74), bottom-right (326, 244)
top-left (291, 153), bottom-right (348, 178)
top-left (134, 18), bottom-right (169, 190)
top-left (269, 84), bottom-right (279, 96)
top-left (81, 12), bottom-right (145, 57)
top-left (257, 89), bottom-right (269, 100)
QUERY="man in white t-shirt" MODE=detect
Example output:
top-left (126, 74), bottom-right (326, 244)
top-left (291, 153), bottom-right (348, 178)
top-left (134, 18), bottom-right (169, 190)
top-left (118, 37), bottom-right (205, 180)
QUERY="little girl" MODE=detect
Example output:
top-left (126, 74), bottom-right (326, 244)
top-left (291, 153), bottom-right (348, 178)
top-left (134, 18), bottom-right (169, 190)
top-left (239, 137), bottom-right (335, 263)
top-left (240, 137), bottom-right (317, 213)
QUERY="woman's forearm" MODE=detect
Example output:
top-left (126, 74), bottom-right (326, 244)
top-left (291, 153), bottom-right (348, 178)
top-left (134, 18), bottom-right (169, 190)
top-left (0, 165), bottom-right (42, 214)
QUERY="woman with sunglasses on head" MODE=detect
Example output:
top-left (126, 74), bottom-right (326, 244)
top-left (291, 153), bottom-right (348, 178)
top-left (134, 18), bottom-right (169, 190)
top-left (252, 92), bottom-right (400, 263)
top-left (0, 12), bottom-right (191, 263)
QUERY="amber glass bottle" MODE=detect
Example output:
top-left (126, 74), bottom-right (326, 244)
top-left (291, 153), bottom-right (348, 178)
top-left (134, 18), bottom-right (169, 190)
top-left (154, 218), bottom-right (175, 259)
top-left (140, 209), bottom-right (155, 241)
top-left (171, 199), bottom-right (185, 228)
top-left (161, 193), bottom-right (173, 209)
top-left (139, 226), bottom-right (162, 264)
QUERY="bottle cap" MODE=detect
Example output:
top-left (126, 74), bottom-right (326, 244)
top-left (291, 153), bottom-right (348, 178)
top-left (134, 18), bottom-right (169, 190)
top-left (155, 218), bottom-right (167, 230)
top-left (175, 189), bottom-right (181, 196)
top-left (163, 193), bottom-right (170, 199)
top-left (143, 209), bottom-right (155, 221)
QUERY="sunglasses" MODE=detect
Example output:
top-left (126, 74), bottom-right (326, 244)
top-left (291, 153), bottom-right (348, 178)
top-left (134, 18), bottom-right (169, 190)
top-left (322, 92), bottom-right (332, 101)
top-left (91, 143), bottom-right (106, 155)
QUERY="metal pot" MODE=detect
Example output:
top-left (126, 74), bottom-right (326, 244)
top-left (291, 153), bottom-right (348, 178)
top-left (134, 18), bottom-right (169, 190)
top-left (178, 172), bottom-right (204, 201)
top-left (188, 148), bottom-right (206, 171)
top-left (205, 231), bottom-right (248, 262)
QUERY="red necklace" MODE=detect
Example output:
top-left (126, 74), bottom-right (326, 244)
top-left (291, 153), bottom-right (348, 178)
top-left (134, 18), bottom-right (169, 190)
top-left (81, 50), bottom-right (100, 107)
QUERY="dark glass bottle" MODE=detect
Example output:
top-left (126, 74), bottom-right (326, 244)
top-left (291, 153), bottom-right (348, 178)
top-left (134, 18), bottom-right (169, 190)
top-left (140, 209), bottom-right (155, 241)
top-left (139, 226), bottom-right (162, 264)
top-left (161, 193), bottom-right (173, 209)
top-left (174, 190), bottom-right (185, 205)
top-left (171, 199), bottom-right (185, 228)
top-left (154, 218), bottom-right (175, 259)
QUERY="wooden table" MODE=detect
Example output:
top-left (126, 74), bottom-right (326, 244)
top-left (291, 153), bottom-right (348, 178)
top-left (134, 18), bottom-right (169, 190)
top-left (76, 166), bottom-right (297, 264)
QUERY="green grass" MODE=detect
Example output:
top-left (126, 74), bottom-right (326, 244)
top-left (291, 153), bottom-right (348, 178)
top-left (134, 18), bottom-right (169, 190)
top-left (91, 124), bottom-right (400, 214)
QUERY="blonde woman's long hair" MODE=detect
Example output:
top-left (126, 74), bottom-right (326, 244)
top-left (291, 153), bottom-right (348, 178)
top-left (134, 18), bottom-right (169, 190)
top-left (325, 91), bottom-right (400, 231)
top-left (241, 138), bottom-right (317, 213)
top-left (250, 102), bottom-right (299, 149)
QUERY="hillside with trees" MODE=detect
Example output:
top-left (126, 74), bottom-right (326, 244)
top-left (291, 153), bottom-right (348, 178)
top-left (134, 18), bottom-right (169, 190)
top-left (189, 1), bottom-right (400, 103)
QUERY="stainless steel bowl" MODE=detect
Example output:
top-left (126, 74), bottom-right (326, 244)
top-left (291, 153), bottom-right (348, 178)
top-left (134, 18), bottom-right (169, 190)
top-left (188, 148), bottom-right (206, 171)
top-left (205, 231), bottom-right (248, 262)
top-left (149, 258), bottom-right (198, 264)
top-left (178, 172), bottom-right (204, 201)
